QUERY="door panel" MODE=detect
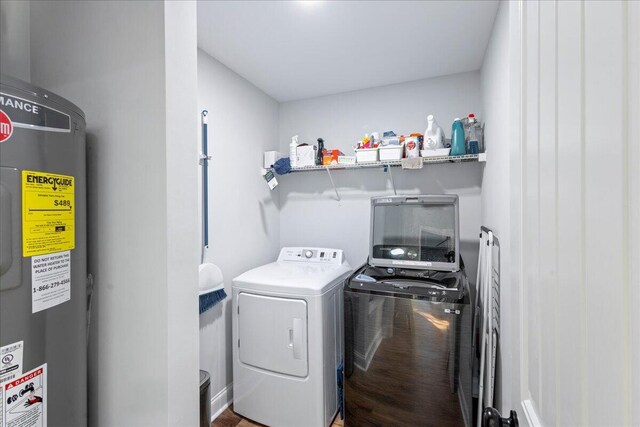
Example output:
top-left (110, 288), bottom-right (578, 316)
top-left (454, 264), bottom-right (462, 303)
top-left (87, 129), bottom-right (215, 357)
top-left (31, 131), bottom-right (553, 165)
top-left (238, 292), bottom-right (308, 377)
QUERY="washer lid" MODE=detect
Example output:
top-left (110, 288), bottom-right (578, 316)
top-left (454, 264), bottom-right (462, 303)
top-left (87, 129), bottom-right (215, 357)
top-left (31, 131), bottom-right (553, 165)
top-left (233, 261), bottom-right (352, 295)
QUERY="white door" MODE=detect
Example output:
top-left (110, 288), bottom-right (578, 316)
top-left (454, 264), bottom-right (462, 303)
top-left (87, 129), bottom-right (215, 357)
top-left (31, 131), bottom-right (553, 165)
top-left (514, 1), bottom-right (639, 425)
top-left (237, 292), bottom-right (308, 378)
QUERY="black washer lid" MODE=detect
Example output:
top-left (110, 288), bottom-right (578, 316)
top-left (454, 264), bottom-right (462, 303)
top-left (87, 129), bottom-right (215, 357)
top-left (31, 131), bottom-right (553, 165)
top-left (199, 370), bottom-right (210, 390)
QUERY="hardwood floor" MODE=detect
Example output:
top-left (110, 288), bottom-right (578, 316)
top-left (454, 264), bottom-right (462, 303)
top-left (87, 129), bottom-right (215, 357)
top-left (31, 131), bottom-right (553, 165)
top-left (211, 406), bottom-right (344, 427)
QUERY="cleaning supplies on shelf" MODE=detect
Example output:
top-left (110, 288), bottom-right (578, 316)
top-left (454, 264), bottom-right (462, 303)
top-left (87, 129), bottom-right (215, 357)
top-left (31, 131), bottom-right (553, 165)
top-left (322, 149), bottom-right (344, 165)
top-left (467, 122), bottom-right (480, 154)
top-left (296, 144), bottom-right (317, 167)
top-left (450, 118), bottom-right (466, 156)
top-left (404, 133), bottom-right (422, 158)
top-left (355, 133), bottom-right (381, 163)
top-left (199, 110), bottom-right (227, 314)
top-left (423, 114), bottom-right (445, 150)
top-left (371, 132), bottom-right (380, 146)
top-left (464, 113), bottom-right (484, 153)
top-left (316, 138), bottom-right (324, 165)
top-left (289, 135), bottom-right (299, 167)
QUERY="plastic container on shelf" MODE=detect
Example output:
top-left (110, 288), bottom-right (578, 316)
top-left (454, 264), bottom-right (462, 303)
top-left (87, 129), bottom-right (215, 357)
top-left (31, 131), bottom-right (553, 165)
top-left (467, 124), bottom-right (480, 154)
top-left (423, 115), bottom-right (445, 150)
top-left (379, 143), bottom-right (404, 161)
top-left (355, 147), bottom-right (379, 163)
top-left (420, 148), bottom-right (451, 157)
top-left (463, 113), bottom-right (485, 153)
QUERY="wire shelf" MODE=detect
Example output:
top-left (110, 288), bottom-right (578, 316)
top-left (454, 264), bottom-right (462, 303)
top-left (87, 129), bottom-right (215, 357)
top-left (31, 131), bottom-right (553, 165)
top-left (289, 153), bottom-right (484, 172)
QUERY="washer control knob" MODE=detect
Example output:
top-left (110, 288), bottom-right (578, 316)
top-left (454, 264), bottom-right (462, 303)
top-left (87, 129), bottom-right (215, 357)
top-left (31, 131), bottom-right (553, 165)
top-left (304, 250), bottom-right (313, 259)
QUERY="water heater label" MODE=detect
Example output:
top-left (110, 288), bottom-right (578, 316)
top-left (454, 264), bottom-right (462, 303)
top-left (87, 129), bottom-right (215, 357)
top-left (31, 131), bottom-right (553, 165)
top-left (31, 251), bottom-right (71, 313)
top-left (0, 341), bottom-right (23, 384)
top-left (22, 171), bottom-right (75, 257)
top-left (0, 92), bottom-right (70, 132)
top-left (0, 109), bottom-right (13, 142)
top-left (1, 364), bottom-right (47, 427)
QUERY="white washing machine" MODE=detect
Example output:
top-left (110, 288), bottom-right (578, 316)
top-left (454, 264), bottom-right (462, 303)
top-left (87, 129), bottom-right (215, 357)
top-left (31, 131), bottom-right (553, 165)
top-left (232, 247), bottom-right (352, 427)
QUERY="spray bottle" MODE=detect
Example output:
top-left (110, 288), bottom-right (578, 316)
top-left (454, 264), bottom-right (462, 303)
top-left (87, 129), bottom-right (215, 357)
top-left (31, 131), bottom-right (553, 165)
top-left (290, 135), bottom-right (299, 168)
top-left (316, 138), bottom-right (324, 165)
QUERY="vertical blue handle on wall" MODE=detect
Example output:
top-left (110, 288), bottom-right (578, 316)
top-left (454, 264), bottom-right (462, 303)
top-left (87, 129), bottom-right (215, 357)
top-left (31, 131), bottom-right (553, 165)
top-left (202, 110), bottom-right (209, 248)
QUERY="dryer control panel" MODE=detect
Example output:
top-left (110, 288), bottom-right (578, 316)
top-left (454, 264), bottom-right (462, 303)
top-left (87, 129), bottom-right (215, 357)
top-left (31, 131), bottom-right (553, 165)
top-left (278, 247), bottom-right (344, 265)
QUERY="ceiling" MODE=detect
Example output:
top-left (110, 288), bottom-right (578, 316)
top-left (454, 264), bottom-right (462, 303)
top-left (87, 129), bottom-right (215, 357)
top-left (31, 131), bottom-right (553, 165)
top-left (197, 1), bottom-right (499, 102)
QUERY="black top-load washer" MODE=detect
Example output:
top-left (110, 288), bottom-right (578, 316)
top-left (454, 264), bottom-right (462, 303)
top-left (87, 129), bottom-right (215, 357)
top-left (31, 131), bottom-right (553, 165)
top-left (343, 195), bottom-right (473, 427)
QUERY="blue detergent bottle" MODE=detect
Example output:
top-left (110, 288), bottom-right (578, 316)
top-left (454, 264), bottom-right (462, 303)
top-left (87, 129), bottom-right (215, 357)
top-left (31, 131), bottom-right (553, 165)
top-left (450, 118), bottom-right (466, 156)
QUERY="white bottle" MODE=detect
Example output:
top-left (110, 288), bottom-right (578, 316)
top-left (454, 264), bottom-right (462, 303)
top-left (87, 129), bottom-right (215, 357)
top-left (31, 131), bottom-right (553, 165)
top-left (289, 135), bottom-right (299, 167)
top-left (424, 115), bottom-right (444, 150)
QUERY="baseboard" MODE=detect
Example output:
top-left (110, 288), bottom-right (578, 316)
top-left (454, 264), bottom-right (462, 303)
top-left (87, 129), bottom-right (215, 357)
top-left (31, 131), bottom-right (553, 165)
top-left (521, 399), bottom-right (542, 427)
top-left (210, 383), bottom-right (233, 422)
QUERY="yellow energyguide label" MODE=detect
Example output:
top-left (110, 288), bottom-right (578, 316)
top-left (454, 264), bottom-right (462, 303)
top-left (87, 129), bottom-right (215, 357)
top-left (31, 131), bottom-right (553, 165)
top-left (22, 170), bottom-right (75, 257)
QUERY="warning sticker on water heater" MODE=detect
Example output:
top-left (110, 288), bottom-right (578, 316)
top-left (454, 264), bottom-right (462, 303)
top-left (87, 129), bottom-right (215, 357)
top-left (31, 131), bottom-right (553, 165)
top-left (22, 170), bottom-right (75, 257)
top-left (32, 251), bottom-right (71, 313)
top-left (2, 364), bottom-right (47, 427)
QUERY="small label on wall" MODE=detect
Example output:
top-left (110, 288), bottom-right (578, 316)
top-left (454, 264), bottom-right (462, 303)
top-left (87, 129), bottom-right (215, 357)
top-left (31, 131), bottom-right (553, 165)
top-left (2, 364), bottom-right (47, 427)
top-left (32, 251), bottom-right (71, 313)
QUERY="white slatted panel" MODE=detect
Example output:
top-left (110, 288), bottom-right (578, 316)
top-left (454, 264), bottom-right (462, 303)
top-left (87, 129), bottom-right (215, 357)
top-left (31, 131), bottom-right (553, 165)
top-left (629, 3), bottom-right (640, 425)
top-left (519, 1), bottom-right (637, 424)
top-left (523, 0), bottom-right (541, 410)
top-left (583, 2), bottom-right (627, 423)
top-left (537, 2), bottom-right (558, 423)
top-left (555, 2), bottom-right (586, 425)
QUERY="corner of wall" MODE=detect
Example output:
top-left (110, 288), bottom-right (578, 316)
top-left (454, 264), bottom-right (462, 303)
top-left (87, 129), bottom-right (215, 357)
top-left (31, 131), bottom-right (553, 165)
top-left (0, 0), bottom-right (31, 81)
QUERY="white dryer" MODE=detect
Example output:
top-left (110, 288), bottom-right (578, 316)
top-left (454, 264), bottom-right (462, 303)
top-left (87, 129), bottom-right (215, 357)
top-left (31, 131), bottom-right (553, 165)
top-left (232, 247), bottom-right (352, 427)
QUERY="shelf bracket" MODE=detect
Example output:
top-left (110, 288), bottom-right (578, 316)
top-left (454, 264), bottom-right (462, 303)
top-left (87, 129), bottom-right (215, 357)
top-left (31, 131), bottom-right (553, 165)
top-left (325, 167), bottom-right (341, 201)
top-left (384, 164), bottom-right (397, 195)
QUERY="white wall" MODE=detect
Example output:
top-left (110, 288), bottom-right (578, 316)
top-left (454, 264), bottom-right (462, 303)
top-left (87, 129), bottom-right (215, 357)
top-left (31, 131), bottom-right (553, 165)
top-left (164, 2), bottom-right (200, 425)
top-left (278, 72), bottom-right (483, 280)
top-left (197, 49), bottom-right (280, 416)
top-left (29, 1), bottom-right (200, 425)
top-left (515, 1), bottom-right (640, 425)
top-left (0, 0), bottom-right (30, 81)
top-left (480, 0), bottom-right (520, 416)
